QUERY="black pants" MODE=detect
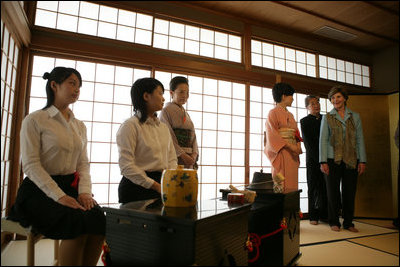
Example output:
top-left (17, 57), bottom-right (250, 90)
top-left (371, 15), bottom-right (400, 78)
top-left (325, 159), bottom-right (358, 228)
top-left (118, 171), bottom-right (162, 204)
top-left (306, 161), bottom-right (328, 221)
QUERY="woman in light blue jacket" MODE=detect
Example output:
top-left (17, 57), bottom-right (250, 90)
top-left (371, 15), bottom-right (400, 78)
top-left (319, 86), bottom-right (366, 232)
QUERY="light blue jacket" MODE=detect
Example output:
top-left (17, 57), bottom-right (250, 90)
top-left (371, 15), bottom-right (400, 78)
top-left (319, 107), bottom-right (367, 163)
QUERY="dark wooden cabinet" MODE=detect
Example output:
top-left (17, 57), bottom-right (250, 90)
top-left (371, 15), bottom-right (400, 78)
top-left (103, 199), bottom-right (251, 266)
top-left (247, 189), bottom-right (302, 266)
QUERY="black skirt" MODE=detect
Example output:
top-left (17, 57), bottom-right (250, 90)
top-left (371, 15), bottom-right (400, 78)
top-left (7, 174), bottom-right (105, 240)
top-left (118, 171), bottom-right (162, 204)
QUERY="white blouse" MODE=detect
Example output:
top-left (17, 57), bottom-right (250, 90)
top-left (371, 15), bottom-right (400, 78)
top-left (20, 105), bottom-right (91, 202)
top-left (116, 115), bottom-right (177, 189)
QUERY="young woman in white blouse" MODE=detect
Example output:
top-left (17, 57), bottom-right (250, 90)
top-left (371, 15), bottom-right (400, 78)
top-left (117, 78), bottom-right (177, 204)
top-left (8, 67), bottom-right (105, 266)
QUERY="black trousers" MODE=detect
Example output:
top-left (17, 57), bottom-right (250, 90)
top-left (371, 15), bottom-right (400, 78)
top-left (306, 161), bottom-right (328, 221)
top-left (325, 159), bottom-right (358, 228)
top-left (118, 171), bottom-right (162, 204)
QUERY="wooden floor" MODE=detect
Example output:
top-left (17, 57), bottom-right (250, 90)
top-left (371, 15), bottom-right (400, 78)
top-left (1, 219), bottom-right (398, 266)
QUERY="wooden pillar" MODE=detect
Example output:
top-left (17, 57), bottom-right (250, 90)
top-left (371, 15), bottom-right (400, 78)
top-left (276, 74), bottom-right (282, 83)
top-left (243, 23), bottom-right (251, 185)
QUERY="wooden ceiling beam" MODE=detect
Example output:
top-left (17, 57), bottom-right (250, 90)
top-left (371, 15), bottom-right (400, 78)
top-left (363, 1), bottom-right (399, 17)
top-left (273, 1), bottom-right (399, 44)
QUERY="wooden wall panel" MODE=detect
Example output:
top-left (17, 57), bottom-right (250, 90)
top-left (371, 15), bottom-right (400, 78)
top-left (347, 95), bottom-right (393, 218)
top-left (388, 93), bottom-right (399, 218)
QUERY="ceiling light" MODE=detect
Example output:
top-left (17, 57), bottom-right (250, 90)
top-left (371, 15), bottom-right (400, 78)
top-left (313, 26), bottom-right (357, 42)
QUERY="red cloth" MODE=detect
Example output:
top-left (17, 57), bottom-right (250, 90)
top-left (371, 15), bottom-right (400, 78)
top-left (71, 172), bottom-right (80, 190)
top-left (295, 128), bottom-right (303, 142)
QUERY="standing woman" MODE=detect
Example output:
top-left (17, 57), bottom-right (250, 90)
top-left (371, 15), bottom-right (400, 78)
top-left (8, 67), bottom-right (105, 266)
top-left (264, 83), bottom-right (302, 190)
top-left (117, 78), bottom-right (177, 204)
top-left (319, 86), bottom-right (366, 232)
top-left (159, 76), bottom-right (199, 169)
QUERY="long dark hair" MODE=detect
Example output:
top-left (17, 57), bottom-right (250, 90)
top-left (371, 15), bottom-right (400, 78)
top-left (131, 77), bottom-right (164, 123)
top-left (42, 67), bottom-right (82, 109)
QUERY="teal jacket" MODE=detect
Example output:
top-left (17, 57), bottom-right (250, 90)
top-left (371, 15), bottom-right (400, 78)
top-left (319, 107), bottom-right (367, 163)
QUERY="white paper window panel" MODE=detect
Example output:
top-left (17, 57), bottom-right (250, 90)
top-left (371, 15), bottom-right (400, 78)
top-left (229, 35), bottom-right (241, 49)
top-left (218, 115), bottom-right (232, 132)
top-left (202, 112), bottom-right (217, 129)
top-left (250, 118), bottom-right (262, 134)
top-left (200, 28), bottom-right (214, 43)
top-left (57, 13), bottom-right (78, 32)
top-left (218, 80), bottom-right (232, 98)
top-left (296, 51), bottom-right (306, 63)
top-left (202, 130), bottom-right (217, 147)
top-left (90, 142), bottom-right (111, 162)
top-left (252, 53), bottom-right (262, 67)
top-left (37, 1), bottom-right (58, 11)
top-left (154, 19), bottom-right (168, 34)
top-left (116, 25), bottom-right (135, 43)
top-left (169, 21), bottom-right (185, 38)
top-left (215, 46), bottom-right (228, 60)
top-left (187, 93), bottom-right (203, 111)
top-left (218, 97), bottom-right (232, 114)
top-left (232, 116), bottom-right (245, 132)
top-left (186, 25), bottom-right (200, 41)
top-left (262, 42), bottom-right (274, 56)
top-left (250, 85), bottom-right (262, 102)
top-left (217, 131), bottom-right (231, 148)
top-left (250, 101), bottom-right (262, 118)
top-left (35, 10), bottom-right (57, 28)
top-left (200, 42), bottom-right (214, 58)
top-left (249, 150), bottom-right (262, 166)
top-left (217, 167), bottom-right (232, 183)
top-left (229, 48), bottom-right (241, 63)
top-left (249, 133), bottom-right (262, 150)
top-left (185, 40), bottom-right (200, 55)
top-left (251, 40), bottom-right (261, 53)
top-left (78, 17), bottom-right (98, 36)
top-left (274, 45), bottom-right (285, 58)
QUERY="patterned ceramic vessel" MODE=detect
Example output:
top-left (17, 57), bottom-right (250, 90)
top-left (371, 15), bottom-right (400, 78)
top-left (161, 165), bottom-right (198, 207)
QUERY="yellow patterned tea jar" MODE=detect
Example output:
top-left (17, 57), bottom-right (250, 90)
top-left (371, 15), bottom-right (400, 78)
top-left (161, 165), bottom-right (198, 207)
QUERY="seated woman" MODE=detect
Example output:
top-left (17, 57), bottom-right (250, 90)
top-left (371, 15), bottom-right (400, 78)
top-left (8, 67), bottom-right (105, 266)
top-left (264, 83), bottom-right (302, 190)
top-left (117, 78), bottom-right (177, 204)
top-left (159, 76), bottom-right (199, 169)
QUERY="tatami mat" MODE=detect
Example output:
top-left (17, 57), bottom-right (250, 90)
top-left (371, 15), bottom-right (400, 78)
top-left (349, 232), bottom-right (399, 256)
top-left (298, 240), bottom-right (399, 266)
top-left (354, 218), bottom-right (398, 229)
top-left (1, 239), bottom-right (105, 266)
top-left (1, 239), bottom-right (55, 266)
top-left (300, 219), bottom-right (398, 245)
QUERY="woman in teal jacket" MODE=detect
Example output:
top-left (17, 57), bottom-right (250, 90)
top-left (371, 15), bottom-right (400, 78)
top-left (319, 86), bottom-right (366, 232)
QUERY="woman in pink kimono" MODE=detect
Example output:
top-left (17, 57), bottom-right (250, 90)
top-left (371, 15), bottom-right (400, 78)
top-left (264, 83), bottom-right (302, 190)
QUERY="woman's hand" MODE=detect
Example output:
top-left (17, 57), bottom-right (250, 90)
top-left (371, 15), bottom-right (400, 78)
top-left (358, 163), bottom-right (366, 175)
top-left (180, 153), bottom-right (195, 166)
top-left (58, 195), bottom-right (86, 211)
top-left (150, 181), bottom-right (161, 193)
top-left (320, 163), bottom-right (329, 175)
top-left (78, 193), bottom-right (97, 210)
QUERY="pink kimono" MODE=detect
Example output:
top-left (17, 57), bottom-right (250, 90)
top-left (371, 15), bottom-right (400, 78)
top-left (264, 105), bottom-right (301, 190)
